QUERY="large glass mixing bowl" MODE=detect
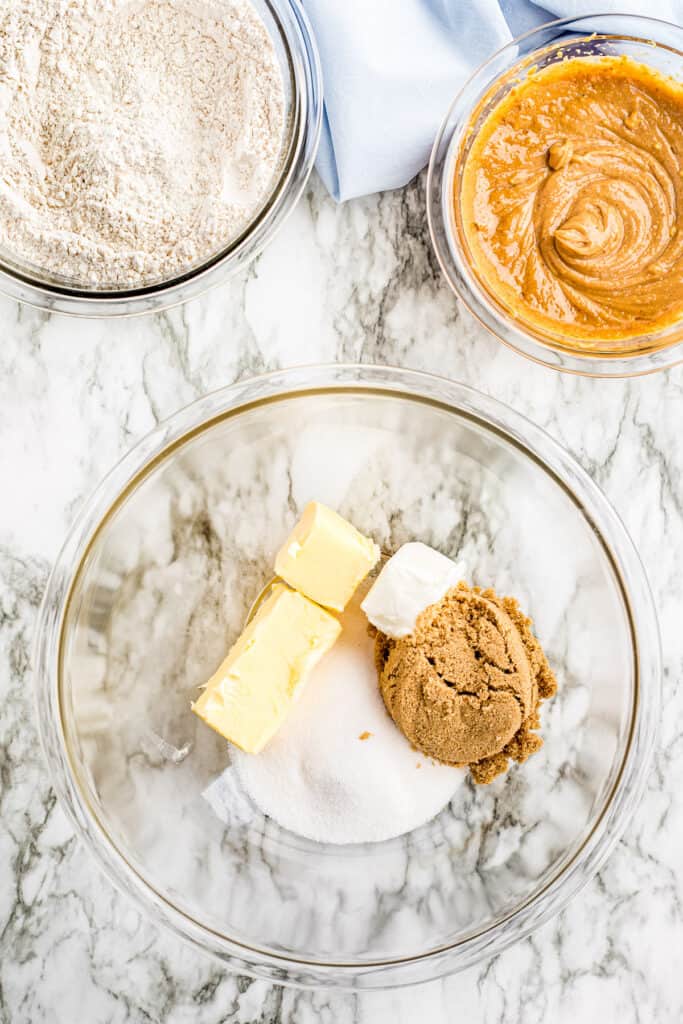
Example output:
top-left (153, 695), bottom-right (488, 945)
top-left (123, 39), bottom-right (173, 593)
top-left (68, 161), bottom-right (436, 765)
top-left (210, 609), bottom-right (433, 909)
top-left (34, 366), bottom-right (660, 988)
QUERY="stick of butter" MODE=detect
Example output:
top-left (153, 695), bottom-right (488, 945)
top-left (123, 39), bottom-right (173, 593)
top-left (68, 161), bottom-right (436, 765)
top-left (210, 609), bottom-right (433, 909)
top-left (274, 501), bottom-right (380, 612)
top-left (192, 584), bottom-right (341, 753)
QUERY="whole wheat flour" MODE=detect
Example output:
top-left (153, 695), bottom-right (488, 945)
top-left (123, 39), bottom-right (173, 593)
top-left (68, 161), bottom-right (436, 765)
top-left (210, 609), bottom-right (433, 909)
top-left (0, 0), bottom-right (286, 287)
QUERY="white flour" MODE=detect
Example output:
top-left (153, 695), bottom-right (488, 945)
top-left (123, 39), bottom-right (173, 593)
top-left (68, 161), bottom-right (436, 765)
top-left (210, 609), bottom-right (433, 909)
top-left (0, 0), bottom-right (285, 287)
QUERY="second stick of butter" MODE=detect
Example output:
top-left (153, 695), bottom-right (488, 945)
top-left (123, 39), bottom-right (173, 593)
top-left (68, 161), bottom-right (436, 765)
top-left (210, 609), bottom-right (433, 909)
top-left (192, 584), bottom-right (341, 753)
top-left (275, 502), bottom-right (380, 612)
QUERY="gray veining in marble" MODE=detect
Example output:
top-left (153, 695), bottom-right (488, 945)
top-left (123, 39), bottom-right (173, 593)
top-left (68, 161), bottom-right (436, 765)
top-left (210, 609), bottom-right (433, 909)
top-left (2, 171), bottom-right (683, 1022)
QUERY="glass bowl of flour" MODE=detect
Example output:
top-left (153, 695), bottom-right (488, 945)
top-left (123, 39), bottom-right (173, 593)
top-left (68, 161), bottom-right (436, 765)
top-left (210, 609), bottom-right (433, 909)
top-left (0, 0), bottom-right (321, 316)
top-left (34, 366), bottom-right (660, 987)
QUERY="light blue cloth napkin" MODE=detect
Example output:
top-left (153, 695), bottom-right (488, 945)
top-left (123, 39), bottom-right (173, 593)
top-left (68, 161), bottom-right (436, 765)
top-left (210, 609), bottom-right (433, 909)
top-left (301, 0), bottom-right (683, 201)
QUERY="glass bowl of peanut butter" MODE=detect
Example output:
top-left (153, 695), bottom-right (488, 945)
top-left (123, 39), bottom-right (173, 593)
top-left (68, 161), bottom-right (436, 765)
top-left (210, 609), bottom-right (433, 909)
top-left (428, 15), bottom-right (683, 377)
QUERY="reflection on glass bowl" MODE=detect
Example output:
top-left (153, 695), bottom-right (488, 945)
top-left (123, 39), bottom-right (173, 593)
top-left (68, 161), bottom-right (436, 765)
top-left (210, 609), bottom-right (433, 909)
top-left (34, 365), bottom-right (660, 988)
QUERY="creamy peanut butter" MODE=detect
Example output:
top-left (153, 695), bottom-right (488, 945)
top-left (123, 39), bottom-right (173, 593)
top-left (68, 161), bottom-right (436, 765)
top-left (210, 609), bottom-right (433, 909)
top-left (459, 56), bottom-right (683, 344)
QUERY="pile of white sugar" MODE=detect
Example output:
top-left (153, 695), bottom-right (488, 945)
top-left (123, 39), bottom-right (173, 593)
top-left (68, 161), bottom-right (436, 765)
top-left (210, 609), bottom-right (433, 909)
top-left (0, 0), bottom-right (286, 287)
top-left (227, 595), bottom-right (465, 845)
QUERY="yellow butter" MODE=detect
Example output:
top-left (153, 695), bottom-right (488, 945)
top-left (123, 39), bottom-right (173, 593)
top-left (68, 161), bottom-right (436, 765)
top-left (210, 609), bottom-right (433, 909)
top-left (274, 502), bottom-right (380, 612)
top-left (192, 584), bottom-right (341, 753)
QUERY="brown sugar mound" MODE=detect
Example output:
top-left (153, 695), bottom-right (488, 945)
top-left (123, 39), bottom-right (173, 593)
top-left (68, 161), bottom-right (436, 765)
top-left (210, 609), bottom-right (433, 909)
top-left (375, 583), bottom-right (557, 784)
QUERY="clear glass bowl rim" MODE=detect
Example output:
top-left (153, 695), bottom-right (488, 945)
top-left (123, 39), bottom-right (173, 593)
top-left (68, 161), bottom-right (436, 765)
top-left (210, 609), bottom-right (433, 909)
top-left (427, 13), bottom-right (683, 378)
top-left (33, 364), bottom-right (662, 989)
top-left (0, 0), bottom-right (322, 318)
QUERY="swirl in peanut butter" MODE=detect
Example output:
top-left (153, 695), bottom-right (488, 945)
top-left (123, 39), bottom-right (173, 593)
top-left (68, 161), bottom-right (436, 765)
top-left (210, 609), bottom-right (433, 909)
top-left (459, 56), bottom-right (683, 343)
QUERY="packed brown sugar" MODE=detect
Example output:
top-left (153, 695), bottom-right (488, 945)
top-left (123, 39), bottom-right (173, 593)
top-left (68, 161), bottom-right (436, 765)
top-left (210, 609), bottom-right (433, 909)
top-left (375, 583), bottom-right (557, 784)
top-left (459, 56), bottom-right (683, 344)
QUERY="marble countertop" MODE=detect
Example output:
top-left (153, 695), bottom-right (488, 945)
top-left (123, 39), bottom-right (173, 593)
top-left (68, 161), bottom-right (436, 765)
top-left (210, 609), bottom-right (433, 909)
top-left (1, 172), bottom-right (682, 1023)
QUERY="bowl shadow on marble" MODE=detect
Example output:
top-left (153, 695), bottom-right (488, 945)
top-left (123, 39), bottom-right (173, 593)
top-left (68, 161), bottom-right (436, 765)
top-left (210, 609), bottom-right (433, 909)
top-left (35, 367), bottom-right (660, 988)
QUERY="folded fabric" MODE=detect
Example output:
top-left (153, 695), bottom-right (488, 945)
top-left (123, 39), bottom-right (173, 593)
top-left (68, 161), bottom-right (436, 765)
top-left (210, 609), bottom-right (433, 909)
top-left (301, 0), bottom-right (683, 202)
top-left (535, 0), bottom-right (683, 18)
top-left (301, 0), bottom-right (510, 201)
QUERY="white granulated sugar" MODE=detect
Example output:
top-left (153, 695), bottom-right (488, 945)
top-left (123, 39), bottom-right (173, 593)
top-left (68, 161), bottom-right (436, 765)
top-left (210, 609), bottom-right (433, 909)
top-left (0, 0), bottom-right (285, 287)
top-left (231, 595), bottom-right (465, 845)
